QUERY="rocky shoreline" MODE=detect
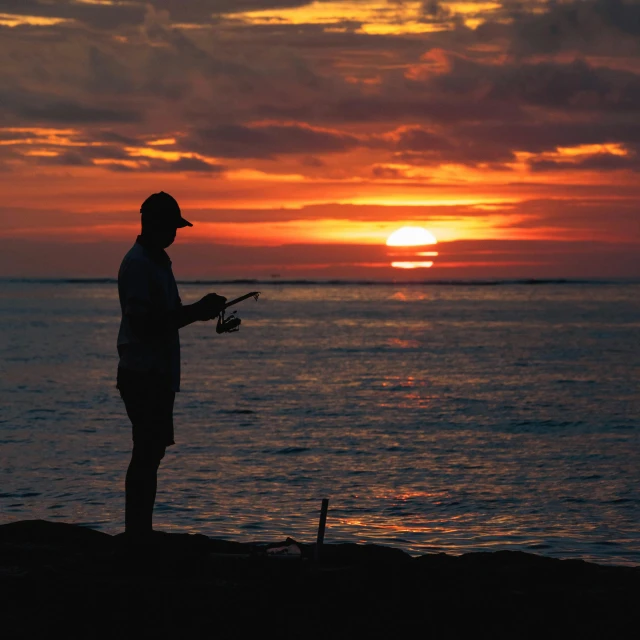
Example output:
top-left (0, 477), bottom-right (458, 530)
top-left (1, 520), bottom-right (638, 638)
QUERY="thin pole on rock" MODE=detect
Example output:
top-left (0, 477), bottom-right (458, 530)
top-left (315, 498), bottom-right (329, 562)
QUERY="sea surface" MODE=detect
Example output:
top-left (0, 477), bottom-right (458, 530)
top-left (1, 280), bottom-right (639, 565)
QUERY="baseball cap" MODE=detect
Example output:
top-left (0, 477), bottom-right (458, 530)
top-left (140, 191), bottom-right (192, 228)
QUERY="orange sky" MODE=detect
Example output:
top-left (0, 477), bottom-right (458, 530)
top-left (1, 1), bottom-right (639, 279)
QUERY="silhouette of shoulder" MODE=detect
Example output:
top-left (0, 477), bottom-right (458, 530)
top-left (119, 243), bottom-right (156, 277)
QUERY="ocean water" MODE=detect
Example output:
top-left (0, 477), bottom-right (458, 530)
top-left (1, 280), bottom-right (639, 565)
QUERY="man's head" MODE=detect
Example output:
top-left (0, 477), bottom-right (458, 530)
top-left (140, 191), bottom-right (192, 248)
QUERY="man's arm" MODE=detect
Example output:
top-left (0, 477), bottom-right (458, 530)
top-left (127, 294), bottom-right (227, 338)
top-left (177, 293), bottom-right (228, 328)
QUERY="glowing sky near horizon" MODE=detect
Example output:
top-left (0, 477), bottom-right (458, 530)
top-left (1, 0), bottom-right (639, 279)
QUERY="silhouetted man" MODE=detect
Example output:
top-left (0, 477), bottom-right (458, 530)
top-left (116, 192), bottom-right (226, 539)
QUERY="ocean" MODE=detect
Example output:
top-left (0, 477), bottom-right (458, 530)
top-left (1, 280), bottom-right (639, 565)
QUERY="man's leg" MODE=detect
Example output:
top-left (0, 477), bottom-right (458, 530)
top-left (125, 443), bottom-right (166, 536)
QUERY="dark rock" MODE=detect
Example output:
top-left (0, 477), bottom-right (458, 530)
top-left (0, 519), bottom-right (112, 549)
top-left (314, 541), bottom-right (412, 566)
top-left (0, 520), bottom-right (638, 638)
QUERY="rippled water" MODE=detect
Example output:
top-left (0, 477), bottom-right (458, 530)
top-left (1, 281), bottom-right (639, 564)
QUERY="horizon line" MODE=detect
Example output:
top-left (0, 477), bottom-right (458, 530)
top-left (2, 277), bottom-right (639, 287)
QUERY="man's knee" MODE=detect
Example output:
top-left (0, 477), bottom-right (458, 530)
top-left (131, 442), bottom-right (166, 466)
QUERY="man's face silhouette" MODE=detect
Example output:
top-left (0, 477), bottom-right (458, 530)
top-left (142, 222), bottom-right (177, 249)
top-left (157, 225), bottom-right (177, 248)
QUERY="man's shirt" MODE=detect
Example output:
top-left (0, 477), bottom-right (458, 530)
top-left (117, 237), bottom-right (181, 392)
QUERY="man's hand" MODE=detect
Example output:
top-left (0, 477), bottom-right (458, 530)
top-left (194, 293), bottom-right (227, 321)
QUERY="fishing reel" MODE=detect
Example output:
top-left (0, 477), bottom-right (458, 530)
top-left (215, 291), bottom-right (260, 334)
top-left (216, 310), bottom-right (242, 334)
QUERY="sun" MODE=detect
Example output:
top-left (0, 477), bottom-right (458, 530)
top-left (386, 226), bottom-right (437, 246)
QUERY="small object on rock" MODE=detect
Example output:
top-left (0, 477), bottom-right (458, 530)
top-left (266, 539), bottom-right (302, 557)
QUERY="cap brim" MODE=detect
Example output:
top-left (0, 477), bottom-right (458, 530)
top-left (177, 217), bottom-right (193, 228)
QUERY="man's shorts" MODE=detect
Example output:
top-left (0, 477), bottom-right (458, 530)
top-left (117, 367), bottom-right (175, 447)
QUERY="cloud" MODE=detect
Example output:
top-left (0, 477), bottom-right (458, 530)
top-left (0, 1), bottom-right (334, 31)
top-left (457, 121), bottom-right (640, 153)
top-left (86, 46), bottom-right (134, 95)
top-left (484, 58), bottom-right (640, 112)
top-left (371, 165), bottom-right (404, 179)
top-left (420, 0), bottom-right (451, 20)
top-left (0, 131), bottom-right (227, 173)
top-left (189, 123), bottom-right (361, 158)
top-left (89, 131), bottom-right (141, 146)
top-left (317, 94), bottom-right (526, 125)
top-left (160, 156), bottom-right (226, 172)
top-left (390, 125), bottom-right (515, 165)
top-left (97, 156), bottom-right (227, 174)
top-left (529, 152), bottom-right (640, 172)
top-left (0, 0), bottom-right (146, 30)
top-left (503, 0), bottom-right (640, 57)
top-left (18, 100), bottom-right (142, 124)
top-left (0, 85), bottom-right (142, 126)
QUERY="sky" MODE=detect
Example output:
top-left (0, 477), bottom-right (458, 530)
top-left (0, 0), bottom-right (639, 280)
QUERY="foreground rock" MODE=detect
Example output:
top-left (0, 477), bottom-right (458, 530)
top-left (1, 520), bottom-right (638, 638)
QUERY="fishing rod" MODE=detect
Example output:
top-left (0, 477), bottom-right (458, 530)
top-left (216, 291), bottom-right (260, 334)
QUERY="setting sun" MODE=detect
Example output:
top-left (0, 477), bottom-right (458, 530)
top-left (386, 227), bottom-right (438, 247)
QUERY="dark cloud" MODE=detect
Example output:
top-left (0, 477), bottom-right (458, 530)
top-left (300, 156), bottom-right (325, 167)
top-left (529, 152), bottom-right (640, 172)
top-left (457, 121), bottom-right (640, 153)
top-left (162, 157), bottom-right (226, 172)
top-left (485, 58), bottom-right (640, 112)
top-left (0, 0), bottom-right (332, 29)
top-left (504, 0), bottom-right (640, 57)
top-left (420, 0), bottom-right (451, 20)
top-left (0, 0), bottom-right (146, 30)
top-left (28, 144), bottom-right (226, 174)
top-left (18, 100), bottom-right (142, 124)
top-left (1, 0), bottom-right (640, 171)
top-left (371, 165), bottom-right (403, 179)
top-left (88, 131), bottom-right (141, 147)
top-left (0, 87), bottom-right (142, 125)
top-left (0, 130), bottom-right (32, 141)
top-left (86, 46), bottom-right (134, 95)
top-left (37, 146), bottom-right (130, 166)
top-left (190, 123), bottom-right (361, 158)
top-left (323, 95), bottom-right (526, 125)
top-left (44, 150), bottom-right (95, 167)
top-left (98, 157), bottom-right (226, 174)
top-left (391, 126), bottom-right (516, 165)
top-left (0, 206), bottom-right (134, 232)
top-left (151, 0), bottom-right (325, 21)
